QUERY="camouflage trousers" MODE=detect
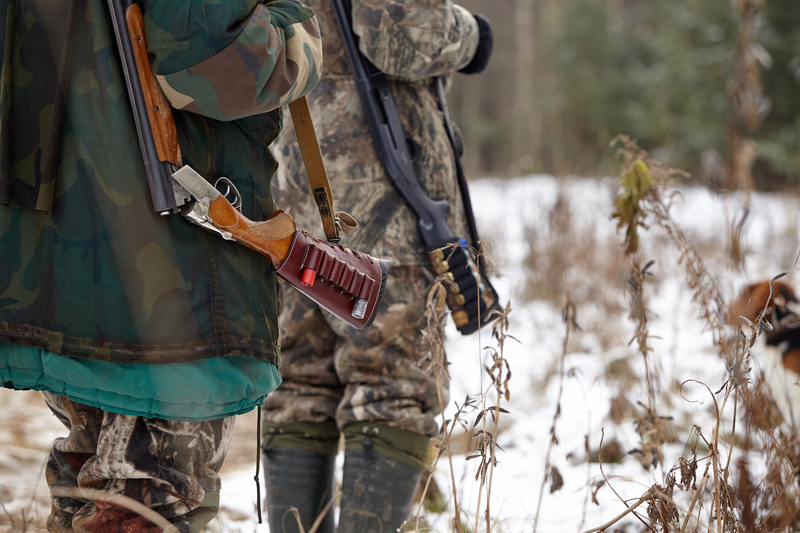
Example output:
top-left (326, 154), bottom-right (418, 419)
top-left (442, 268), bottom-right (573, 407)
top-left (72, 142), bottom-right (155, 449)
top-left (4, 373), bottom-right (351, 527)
top-left (42, 392), bottom-right (235, 533)
top-left (262, 265), bottom-right (448, 437)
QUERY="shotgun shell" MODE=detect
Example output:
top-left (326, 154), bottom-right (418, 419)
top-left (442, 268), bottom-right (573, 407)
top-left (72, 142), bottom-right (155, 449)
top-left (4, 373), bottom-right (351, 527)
top-left (352, 298), bottom-right (368, 319)
top-left (301, 268), bottom-right (317, 287)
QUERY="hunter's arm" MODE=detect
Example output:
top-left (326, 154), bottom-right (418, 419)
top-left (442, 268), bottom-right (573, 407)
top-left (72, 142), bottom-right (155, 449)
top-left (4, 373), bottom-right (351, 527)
top-left (143, 0), bottom-right (322, 121)
top-left (351, 0), bottom-right (479, 80)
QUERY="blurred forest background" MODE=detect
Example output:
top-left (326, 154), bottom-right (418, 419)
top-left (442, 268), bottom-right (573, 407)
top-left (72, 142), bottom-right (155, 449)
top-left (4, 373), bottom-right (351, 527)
top-left (448, 0), bottom-right (800, 190)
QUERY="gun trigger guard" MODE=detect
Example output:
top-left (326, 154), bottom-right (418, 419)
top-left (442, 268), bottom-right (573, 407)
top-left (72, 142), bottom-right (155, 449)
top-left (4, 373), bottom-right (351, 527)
top-left (214, 177), bottom-right (242, 212)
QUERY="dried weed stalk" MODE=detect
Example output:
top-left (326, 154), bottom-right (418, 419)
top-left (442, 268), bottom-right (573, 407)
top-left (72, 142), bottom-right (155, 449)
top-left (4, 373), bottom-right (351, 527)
top-left (612, 135), bottom-right (727, 352)
top-left (533, 301), bottom-right (578, 532)
top-left (626, 259), bottom-right (661, 419)
top-left (419, 273), bottom-right (465, 533)
top-left (419, 250), bottom-right (513, 533)
top-left (727, 204), bottom-right (749, 272)
top-left (469, 302), bottom-right (514, 532)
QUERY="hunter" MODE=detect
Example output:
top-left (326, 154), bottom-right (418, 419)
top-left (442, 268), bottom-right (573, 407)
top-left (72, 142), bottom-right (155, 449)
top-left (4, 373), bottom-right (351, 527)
top-left (260, 0), bottom-right (494, 531)
top-left (0, 0), bottom-right (322, 530)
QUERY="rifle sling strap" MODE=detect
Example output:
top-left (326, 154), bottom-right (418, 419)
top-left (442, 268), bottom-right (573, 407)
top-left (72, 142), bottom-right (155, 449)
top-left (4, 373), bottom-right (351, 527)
top-left (288, 96), bottom-right (357, 243)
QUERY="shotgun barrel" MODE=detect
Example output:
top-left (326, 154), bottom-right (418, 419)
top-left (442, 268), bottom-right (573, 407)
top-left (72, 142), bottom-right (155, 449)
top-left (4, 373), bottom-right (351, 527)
top-left (331, 0), bottom-right (455, 248)
top-left (107, 0), bottom-right (187, 215)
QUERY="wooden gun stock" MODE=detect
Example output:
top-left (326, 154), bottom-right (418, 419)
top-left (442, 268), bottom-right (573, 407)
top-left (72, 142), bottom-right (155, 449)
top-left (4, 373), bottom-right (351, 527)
top-left (207, 202), bottom-right (296, 268)
top-left (125, 3), bottom-right (181, 166)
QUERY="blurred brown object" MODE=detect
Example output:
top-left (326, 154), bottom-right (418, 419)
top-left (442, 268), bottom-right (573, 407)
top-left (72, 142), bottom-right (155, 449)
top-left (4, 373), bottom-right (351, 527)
top-left (413, 470), bottom-right (445, 512)
top-left (729, 279), bottom-right (800, 374)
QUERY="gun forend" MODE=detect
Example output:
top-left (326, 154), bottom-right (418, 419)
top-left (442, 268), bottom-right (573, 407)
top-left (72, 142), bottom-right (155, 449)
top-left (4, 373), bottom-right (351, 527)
top-left (109, 0), bottom-right (188, 214)
top-left (125, 2), bottom-right (182, 167)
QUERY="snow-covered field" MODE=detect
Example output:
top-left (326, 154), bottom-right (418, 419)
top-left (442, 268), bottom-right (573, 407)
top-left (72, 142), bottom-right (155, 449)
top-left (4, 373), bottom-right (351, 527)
top-left (2, 176), bottom-right (799, 532)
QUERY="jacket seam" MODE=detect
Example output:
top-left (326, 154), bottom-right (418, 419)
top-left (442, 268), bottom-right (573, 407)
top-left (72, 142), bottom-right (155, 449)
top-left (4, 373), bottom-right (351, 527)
top-left (0, 323), bottom-right (277, 364)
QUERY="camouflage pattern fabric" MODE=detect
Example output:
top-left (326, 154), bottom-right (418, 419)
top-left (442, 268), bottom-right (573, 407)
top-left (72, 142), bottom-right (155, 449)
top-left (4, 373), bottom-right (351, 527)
top-left (262, 265), bottom-right (449, 437)
top-left (42, 392), bottom-right (235, 533)
top-left (0, 0), bottom-right (321, 364)
top-left (0, 0), bottom-right (77, 211)
top-left (149, 3), bottom-right (323, 121)
top-left (352, 0), bottom-right (479, 80)
top-left (263, 0), bottom-right (478, 435)
top-left (272, 0), bottom-right (477, 267)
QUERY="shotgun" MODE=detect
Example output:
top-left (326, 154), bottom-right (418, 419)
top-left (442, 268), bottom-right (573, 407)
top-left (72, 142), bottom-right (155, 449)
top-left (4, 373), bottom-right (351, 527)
top-left (108, 0), bottom-right (388, 328)
top-left (331, 0), bottom-right (501, 334)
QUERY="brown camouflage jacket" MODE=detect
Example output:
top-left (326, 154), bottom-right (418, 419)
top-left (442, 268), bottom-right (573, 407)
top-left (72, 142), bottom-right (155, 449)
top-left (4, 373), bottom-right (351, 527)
top-left (272, 0), bottom-right (478, 266)
top-left (0, 0), bottom-right (322, 364)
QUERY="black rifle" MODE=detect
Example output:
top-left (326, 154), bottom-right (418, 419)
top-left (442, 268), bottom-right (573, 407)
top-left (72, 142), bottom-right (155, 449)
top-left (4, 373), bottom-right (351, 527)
top-left (331, 0), bottom-right (501, 334)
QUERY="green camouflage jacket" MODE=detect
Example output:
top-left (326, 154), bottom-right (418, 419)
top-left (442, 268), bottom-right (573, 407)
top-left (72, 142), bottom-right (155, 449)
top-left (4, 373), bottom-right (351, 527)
top-left (0, 0), bottom-right (322, 365)
top-left (272, 0), bottom-right (478, 266)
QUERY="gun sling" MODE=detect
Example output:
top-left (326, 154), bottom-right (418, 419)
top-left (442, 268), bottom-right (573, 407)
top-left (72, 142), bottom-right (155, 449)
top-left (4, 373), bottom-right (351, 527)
top-left (287, 97), bottom-right (358, 242)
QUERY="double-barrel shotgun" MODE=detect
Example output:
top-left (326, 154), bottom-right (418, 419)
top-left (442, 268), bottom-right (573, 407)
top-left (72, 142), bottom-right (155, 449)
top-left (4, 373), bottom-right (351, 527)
top-left (108, 0), bottom-right (389, 329)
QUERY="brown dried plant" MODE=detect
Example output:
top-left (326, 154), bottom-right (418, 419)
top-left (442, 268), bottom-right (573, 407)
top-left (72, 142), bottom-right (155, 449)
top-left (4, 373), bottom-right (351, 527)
top-left (470, 302), bottom-right (514, 532)
top-left (611, 135), bottom-right (727, 352)
top-left (418, 250), bottom-right (513, 533)
top-left (417, 272), bottom-right (464, 533)
top-left (590, 136), bottom-right (800, 533)
top-left (533, 301), bottom-right (579, 532)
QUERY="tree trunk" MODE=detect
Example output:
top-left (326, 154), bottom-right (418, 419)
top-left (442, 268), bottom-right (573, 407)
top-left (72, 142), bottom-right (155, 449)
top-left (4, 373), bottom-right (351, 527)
top-left (512, 0), bottom-right (536, 176)
top-left (727, 0), bottom-right (766, 191)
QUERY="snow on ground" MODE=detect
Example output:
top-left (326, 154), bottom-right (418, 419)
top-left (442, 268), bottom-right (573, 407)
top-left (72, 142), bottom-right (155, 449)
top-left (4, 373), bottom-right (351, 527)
top-left (216, 176), bottom-right (800, 533)
top-left (2, 176), bottom-right (799, 533)
top-left (439, 177), bottom-right (798, 533)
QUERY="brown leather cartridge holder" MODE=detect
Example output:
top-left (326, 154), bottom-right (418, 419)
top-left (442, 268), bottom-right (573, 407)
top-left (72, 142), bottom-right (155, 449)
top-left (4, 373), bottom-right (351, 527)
top-left (201, 196), bottom-right (389, 329)
top-left (275, 231), bottom-right (390, 329)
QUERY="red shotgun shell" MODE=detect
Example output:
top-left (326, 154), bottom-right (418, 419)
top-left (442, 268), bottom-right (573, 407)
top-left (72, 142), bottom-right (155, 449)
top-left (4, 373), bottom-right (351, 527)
top-left (301, 268), bottom-right (317, 287)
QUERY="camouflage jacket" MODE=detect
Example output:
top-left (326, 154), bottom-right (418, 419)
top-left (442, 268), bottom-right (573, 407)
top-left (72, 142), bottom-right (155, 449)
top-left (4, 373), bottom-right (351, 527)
top-left (272, 0), bottom-right (478, 266)
top-left (0, 0), bottom-right (322, 364)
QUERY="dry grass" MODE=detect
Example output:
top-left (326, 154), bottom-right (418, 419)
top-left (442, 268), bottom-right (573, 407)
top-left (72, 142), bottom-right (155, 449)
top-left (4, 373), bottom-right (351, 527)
top-left (415, 259), bottom-right (515, 533)
top-left (414, 135), bottom-right (800, 533)
top-left (522, 184), bottom-right (629, 352)
top-left (582, 135), bottom-right (800, 533)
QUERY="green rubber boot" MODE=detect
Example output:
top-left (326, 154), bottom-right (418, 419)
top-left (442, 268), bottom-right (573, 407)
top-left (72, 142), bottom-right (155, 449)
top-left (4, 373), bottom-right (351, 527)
top-left (262, 422), bottom-right (339, 533)
top-left (338, 425), bottom-right (430, 533)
